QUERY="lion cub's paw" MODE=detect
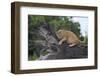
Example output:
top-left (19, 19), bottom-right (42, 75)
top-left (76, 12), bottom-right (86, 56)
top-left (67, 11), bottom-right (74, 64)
top-left (58, 42), bottom-right (62, 45)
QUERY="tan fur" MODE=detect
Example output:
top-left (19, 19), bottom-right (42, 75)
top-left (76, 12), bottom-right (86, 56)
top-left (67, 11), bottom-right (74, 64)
top-left (56, 30), bottom-right (81, 47)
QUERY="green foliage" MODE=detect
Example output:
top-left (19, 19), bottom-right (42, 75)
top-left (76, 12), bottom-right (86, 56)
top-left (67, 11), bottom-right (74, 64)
top-left (28, 15), bottom-right (88, 60)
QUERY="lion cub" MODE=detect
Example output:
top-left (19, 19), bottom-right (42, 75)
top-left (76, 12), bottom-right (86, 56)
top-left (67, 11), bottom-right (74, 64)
top-left (56, 30), bottom-right (81, 47)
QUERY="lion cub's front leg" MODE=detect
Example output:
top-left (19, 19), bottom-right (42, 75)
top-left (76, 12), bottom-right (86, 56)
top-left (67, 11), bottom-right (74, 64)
top-left (59, 38), bottom-right (66, 45)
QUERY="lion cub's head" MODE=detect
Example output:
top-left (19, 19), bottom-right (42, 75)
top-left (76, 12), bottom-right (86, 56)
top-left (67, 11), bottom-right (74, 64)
top-left (56, 30), bottom-right (66, 39)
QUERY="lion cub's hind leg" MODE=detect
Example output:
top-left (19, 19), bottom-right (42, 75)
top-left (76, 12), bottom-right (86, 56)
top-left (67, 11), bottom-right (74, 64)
top-left (69, 43), bottom-right (76, 47)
